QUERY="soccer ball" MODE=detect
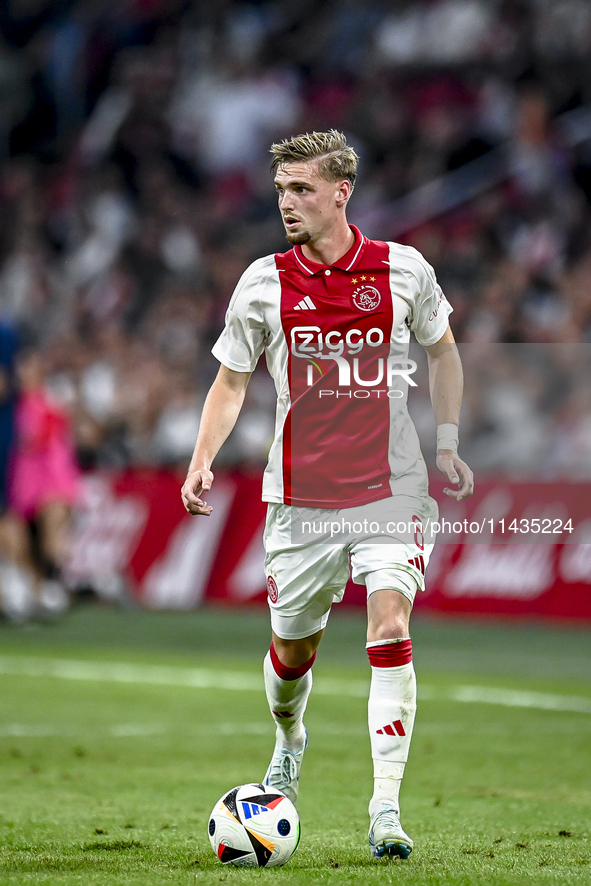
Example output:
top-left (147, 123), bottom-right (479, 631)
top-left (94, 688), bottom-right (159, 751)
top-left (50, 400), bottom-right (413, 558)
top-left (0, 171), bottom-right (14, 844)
top-left (208, 783), bottom-right (300, 867)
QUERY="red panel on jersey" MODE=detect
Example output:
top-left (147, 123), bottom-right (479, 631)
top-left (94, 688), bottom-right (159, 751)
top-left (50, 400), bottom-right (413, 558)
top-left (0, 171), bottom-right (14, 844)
top-left (277, 229), bottom-right (396, 507)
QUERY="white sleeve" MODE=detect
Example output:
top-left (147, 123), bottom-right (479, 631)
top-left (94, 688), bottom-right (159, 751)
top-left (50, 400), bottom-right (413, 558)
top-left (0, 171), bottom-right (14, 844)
top-left (211, 258), bottom-right (270, 372)
top-left (408, 255), bottom-right (453, 346)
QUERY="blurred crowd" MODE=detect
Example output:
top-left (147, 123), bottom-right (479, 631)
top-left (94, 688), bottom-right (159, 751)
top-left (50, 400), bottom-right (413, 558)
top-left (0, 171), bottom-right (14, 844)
top-left (1, 0), bottom-right (591, 617)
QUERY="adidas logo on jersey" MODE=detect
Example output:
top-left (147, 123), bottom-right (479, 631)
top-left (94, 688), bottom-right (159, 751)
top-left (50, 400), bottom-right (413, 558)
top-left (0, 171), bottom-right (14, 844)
top-left (294, 296), bottom-right (317, 310)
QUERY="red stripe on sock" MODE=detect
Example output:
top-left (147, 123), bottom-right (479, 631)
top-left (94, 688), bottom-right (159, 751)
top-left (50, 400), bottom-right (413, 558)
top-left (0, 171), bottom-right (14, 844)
top-left (270, 644), bottom-right (316, 681)
top-left (367, 639), bottom-right (413, 668)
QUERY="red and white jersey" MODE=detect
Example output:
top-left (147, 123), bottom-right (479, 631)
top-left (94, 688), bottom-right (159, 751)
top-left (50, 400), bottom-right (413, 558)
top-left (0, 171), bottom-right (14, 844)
top-left (212, 225), bottom-right (452, 507)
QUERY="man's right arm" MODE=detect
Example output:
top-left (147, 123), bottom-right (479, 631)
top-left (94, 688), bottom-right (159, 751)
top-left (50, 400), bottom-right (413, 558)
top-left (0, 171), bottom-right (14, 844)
top-left (181, 365), bottom-right (252, 515)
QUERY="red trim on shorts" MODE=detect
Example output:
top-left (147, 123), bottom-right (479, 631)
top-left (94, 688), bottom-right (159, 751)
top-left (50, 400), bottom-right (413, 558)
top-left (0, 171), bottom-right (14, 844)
top-left (270, 643), bottom-right (316, 681)
top-left (367, 639), bottom-right (413, 668)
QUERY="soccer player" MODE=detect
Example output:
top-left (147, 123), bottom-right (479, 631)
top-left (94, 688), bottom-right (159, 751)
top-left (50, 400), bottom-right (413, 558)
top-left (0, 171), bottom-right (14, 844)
top-left (182, 130), bottom-right (473, 859)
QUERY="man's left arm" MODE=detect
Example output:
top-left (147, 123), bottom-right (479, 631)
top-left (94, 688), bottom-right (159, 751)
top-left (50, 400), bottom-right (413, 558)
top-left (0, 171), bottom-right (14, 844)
top-left (424, 326), bottom-right (474, 501)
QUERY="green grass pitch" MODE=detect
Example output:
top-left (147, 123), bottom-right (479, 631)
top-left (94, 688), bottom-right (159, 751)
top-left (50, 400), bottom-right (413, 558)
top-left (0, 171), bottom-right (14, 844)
top-left (0, 605), bottom-right (589, 885)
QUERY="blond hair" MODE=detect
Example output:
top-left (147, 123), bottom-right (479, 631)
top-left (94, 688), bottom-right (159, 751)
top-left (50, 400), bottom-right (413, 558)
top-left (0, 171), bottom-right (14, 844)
top-left (270, 130), bottom-right (359, 188)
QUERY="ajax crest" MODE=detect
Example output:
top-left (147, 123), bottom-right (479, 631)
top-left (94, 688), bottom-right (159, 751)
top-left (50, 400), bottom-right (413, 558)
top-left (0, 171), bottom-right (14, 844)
top-left (352, 285), bottom-right (381, 312)
top-left (267, 575), bottom-right (279, 603)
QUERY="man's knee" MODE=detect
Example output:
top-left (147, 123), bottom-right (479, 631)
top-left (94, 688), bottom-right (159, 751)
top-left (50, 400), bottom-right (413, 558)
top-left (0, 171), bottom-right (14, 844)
top-left (369, 620), bottom-right (410, 642)
top-left (367, 589), bottom-right (412, 642)
top-left (271, 630), bottom-right (323, 668)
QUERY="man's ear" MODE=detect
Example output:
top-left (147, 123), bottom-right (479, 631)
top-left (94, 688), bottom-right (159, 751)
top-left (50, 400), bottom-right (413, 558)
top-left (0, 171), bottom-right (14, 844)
top-left (335, 179), bottom-right (352, 208)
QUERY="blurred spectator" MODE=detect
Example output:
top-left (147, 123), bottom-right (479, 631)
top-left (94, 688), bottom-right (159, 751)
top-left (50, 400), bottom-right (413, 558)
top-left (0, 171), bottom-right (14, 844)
top-left (0, 318), bottom-right (34, 623)
top-left (6, 347), bottom-right (80, 617)
top-left (170, 58), bottom-right (301, 179)
top-left (0, 320), bottom-right (19, 510)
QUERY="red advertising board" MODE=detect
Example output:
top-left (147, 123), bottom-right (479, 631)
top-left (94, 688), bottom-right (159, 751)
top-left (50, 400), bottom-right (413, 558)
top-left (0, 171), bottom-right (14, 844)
top-left (65, 469), bottom-right (591, 621)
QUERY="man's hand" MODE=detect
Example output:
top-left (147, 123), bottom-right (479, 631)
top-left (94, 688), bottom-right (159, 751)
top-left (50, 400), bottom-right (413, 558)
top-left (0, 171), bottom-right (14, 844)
top-left (436, 450), bottom-right (474, 501)
top-left (181, 469), bottom-right (214, 515)
top-left (180, 365), bottom-right (251, 517)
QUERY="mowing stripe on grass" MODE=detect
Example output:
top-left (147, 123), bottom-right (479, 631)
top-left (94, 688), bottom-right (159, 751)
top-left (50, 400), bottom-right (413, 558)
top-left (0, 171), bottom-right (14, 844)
top-left (0, 723), bottom-right (167, 737)
top-left (0, 655), bottom-right (590, 715)
top-left (0, 655), bottom-right (260, 691)
top-left (449, 684), bottom-right (591, 714)
top-left (0, 722), bottom-right (366, 738)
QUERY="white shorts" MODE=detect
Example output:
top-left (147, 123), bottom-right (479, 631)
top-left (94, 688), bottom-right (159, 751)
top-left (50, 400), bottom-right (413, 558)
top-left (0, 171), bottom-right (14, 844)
top-left (264, 494), bottom-right (438, 640)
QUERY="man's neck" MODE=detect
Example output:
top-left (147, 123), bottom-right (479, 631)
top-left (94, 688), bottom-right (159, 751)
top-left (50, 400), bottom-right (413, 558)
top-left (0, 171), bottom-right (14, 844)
top-left (300, 221), bottom-right (355, 267)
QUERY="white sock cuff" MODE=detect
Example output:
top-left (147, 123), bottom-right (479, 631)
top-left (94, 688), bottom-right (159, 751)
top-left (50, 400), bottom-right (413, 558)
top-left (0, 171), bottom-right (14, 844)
top-left (366, 637), bottom-right (410, 649)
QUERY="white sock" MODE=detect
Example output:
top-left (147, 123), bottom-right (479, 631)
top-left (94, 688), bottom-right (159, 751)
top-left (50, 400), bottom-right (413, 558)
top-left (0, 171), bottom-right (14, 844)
top-left (366, 638), bottom-right (416, 816)
top-left (263, 647), bottom-right (314, 750)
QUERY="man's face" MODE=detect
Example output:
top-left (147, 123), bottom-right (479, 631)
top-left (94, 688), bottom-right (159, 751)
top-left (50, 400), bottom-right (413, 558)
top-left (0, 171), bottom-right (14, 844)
top-left (274, 160), bottom-right (346, 247)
